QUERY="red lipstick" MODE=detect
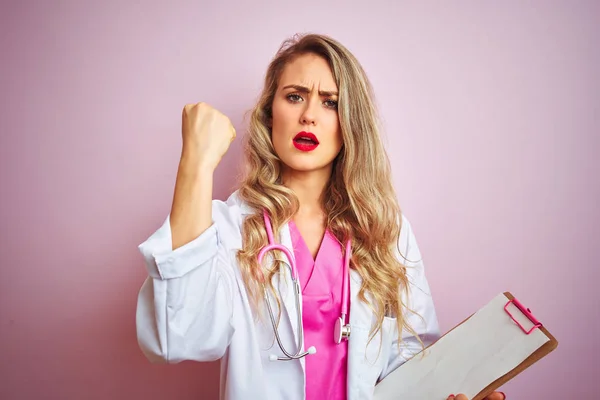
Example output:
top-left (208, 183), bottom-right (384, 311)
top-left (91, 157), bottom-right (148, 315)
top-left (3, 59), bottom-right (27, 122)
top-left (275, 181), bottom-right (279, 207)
top-left (293, 131), bottom-right (319, 152)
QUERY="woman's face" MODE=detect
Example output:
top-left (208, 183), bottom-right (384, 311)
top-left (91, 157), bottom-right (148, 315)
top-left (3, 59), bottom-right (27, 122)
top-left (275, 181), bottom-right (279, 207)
top-left (270, 53), bottom-right (343, 174)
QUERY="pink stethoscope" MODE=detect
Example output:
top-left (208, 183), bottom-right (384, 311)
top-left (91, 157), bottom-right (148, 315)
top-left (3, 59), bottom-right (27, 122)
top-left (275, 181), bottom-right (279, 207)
top-left (258, 211), bottom-right (351, 361)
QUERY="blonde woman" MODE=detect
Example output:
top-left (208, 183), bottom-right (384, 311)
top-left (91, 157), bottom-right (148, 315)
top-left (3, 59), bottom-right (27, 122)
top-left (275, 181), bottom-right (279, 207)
top-left (136, 34), bottom-right (506, 400)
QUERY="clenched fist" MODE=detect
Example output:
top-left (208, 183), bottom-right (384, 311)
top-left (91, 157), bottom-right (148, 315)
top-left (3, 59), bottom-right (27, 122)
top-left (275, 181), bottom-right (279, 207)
top-left (181, 102), bottom-right (236, 171)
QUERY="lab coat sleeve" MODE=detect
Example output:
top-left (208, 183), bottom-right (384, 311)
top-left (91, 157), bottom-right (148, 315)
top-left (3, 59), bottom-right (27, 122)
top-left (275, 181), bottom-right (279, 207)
top-left (380, 216), bottom-right (441, 379)
top-left (135, 199), bottom-right (241, 364)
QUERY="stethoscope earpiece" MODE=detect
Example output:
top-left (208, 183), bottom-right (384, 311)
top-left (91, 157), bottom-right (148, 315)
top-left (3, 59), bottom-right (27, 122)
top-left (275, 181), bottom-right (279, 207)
top-left (268, 346), bottom-right (317, 362)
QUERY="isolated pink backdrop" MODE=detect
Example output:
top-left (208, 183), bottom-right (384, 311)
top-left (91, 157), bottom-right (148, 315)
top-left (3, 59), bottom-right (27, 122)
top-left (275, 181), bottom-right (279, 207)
top-left (1, 1), bottom-right (598, 399)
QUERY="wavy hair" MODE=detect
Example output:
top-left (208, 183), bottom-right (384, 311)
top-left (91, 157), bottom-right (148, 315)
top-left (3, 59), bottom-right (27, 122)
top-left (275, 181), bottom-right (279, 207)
top-left (236, 33), bottom-right (422, 347)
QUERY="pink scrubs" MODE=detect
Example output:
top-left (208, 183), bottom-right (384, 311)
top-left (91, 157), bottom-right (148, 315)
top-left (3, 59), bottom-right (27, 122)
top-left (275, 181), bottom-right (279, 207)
top-left (289, 220), bottom-right (349, 400)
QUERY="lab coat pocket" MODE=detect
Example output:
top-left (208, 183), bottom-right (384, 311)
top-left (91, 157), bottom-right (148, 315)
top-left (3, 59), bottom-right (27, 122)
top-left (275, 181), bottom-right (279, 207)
top-left (352, 320), bottom-right (390, 389)
top-left (376, 317), bottom-right (397, 370)
top-left (379, 317), bottom-right (397, 376)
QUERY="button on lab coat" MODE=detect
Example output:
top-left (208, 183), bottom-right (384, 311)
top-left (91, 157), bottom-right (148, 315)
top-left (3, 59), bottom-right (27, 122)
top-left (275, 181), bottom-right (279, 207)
top-left (136, 191), bottom-right (440, 399)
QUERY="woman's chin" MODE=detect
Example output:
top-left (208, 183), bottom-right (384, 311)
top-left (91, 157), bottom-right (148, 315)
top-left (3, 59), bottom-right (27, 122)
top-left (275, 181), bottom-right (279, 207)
top-left (281, 158), bottom-right (333, 174)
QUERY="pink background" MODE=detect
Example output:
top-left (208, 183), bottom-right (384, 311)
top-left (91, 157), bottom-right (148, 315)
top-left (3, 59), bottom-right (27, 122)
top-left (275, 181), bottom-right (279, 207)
top-left (1, 1), bottom-right (598, 399)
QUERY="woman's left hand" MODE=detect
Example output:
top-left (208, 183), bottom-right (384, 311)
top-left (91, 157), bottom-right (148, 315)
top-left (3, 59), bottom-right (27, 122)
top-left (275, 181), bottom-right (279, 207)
top-left (447, 392), bottom-right (506, 400)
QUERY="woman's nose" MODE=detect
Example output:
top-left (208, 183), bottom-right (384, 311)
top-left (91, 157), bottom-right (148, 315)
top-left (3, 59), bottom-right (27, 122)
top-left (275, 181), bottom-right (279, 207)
top-left (300, 101), bottom-right (317, 125)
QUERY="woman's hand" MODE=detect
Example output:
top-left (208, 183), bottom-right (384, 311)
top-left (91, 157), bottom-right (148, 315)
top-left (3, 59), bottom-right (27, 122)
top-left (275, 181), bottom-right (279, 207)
top-left (447, 392), bottom-right (506, 400)
top-left (180, 102), bottom-right (236, 171)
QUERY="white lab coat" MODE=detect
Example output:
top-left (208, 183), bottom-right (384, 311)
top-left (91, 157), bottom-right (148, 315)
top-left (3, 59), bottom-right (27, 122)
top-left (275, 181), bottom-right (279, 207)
top-left (136, 190), bottom-right (440, 400)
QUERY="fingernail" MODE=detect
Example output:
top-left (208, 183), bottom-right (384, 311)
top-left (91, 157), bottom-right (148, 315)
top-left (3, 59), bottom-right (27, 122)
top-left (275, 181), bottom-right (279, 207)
top-left (500, 392), bottom-right (506, 400)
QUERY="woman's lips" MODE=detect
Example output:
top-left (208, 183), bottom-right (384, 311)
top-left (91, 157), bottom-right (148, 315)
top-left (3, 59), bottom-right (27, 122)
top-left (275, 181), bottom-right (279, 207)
top-left (293, 131), bottom-right (319, 152)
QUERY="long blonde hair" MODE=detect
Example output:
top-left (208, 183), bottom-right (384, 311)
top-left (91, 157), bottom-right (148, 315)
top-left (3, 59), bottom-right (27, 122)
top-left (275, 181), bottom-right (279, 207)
top-left (237, 33), bottom-right (421, 346)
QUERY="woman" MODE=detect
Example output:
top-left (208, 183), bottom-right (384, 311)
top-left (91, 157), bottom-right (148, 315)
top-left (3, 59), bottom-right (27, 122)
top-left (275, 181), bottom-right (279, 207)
top-left (135, 34), bottom-right (506, 400)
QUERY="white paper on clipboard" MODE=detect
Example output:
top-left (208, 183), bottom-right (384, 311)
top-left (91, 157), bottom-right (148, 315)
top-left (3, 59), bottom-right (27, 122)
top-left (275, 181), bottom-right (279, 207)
top-left (373, 293), bottom-right (550, 400)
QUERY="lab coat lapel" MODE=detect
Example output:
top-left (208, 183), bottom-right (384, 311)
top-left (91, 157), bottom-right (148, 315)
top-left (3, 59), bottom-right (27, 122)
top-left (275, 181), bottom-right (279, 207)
top-left (347, 269), bottom-right (375, 400)
top-left (277, 222), bottom-right (300, 339)
top-left (269, 222), bottom-right (306, 371)
top-left (236, 196), bottom-right (306, 371)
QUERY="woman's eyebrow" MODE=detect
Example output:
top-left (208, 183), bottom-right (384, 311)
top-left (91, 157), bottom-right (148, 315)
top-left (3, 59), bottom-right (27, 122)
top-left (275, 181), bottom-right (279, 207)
top-left (282, 84), bottom-right (338, 97)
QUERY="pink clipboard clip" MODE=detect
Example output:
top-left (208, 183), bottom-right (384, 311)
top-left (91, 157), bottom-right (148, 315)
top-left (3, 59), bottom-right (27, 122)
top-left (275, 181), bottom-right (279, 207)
top-left (504, 297), bottom-right (543, 335)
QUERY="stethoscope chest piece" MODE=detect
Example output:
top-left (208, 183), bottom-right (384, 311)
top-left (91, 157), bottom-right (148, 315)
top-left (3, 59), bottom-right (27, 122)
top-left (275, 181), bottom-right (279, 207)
top-left (334, 316), bottom-right (351, 344)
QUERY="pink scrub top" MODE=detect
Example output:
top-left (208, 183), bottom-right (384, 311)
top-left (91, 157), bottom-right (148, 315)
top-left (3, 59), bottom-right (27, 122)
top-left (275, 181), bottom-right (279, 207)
top-left (289, 220), bottom-right (349, 400)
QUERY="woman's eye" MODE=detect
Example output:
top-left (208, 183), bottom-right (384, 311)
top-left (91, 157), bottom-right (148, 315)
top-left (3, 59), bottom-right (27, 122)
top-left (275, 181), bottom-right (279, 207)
top-left (286, 94), bottom-right (337, 109)
top-left (324, 99), bottom-right (338, 109)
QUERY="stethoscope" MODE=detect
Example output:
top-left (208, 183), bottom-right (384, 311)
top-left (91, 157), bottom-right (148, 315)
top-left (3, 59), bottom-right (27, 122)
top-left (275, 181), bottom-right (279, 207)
top-left (258, 211), bottom-right (351, 361)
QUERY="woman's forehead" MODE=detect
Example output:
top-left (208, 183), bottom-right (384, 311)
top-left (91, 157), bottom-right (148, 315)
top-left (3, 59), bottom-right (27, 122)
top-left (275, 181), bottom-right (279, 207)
top-left (278, 53), bottom-right (338, 92)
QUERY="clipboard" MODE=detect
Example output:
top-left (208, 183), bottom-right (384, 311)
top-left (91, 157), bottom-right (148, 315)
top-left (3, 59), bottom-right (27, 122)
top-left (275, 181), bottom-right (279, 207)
top-left (373, 292), bottom-right (558, 400)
